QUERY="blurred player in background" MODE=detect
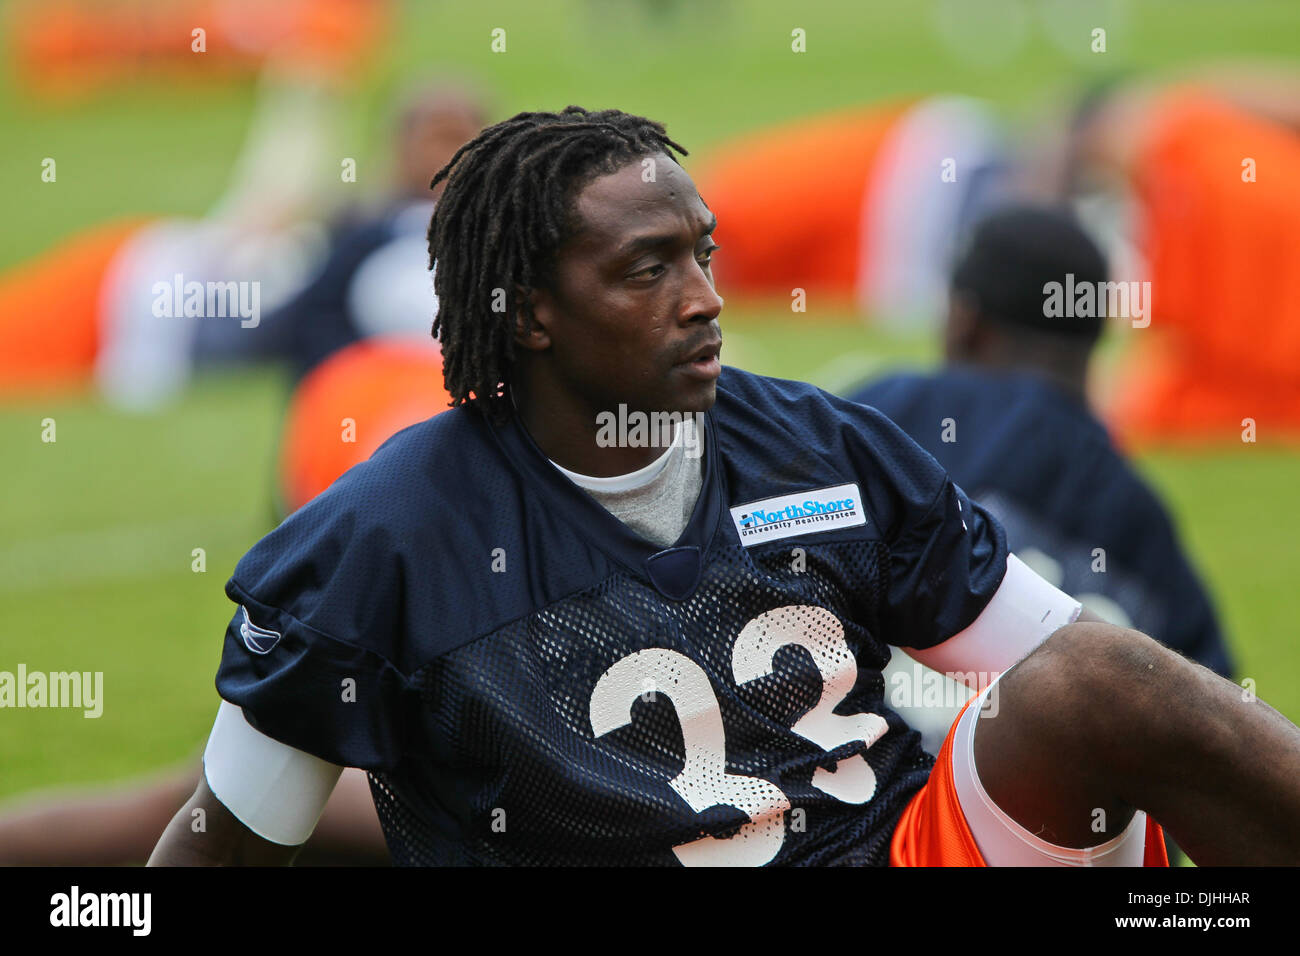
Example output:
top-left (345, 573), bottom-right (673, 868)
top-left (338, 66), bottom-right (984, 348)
top-left (692, 96), bottom-right (1010, 328)
top-left (223, 79), bottom-right (489, 381)
top-left (218, 78), bottom-right (486, 512)
top-left (854, 204), bottom-right (1232, 675)
top-left (691, 65), bottom-right (1300, 452)
top-left (1039, 64), bottom-right (1300, 445)
top-left (850, 204), bottom-right (1233, 758)
top-left (0, 68), bottom-right (342, 408)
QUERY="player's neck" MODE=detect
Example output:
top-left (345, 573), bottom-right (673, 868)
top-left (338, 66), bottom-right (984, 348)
top-left (964, 353), bottom-right (1090, 406)
top-left (512, 383), bottom-right (671, 478)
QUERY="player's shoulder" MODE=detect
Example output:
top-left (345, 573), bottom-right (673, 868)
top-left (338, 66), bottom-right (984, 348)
top-left (233, 407), bottom-right (499, 590)
top-left (717, 364), bottom-right (841, 406)
top-left (716, 364), bottom-right (906, 441)
top-left (853, 366), bottom-right (1115, 449)
top-left (714, 366), bottom-right (950, 537)
top-left (849, 366), bottom-right (1175, 546)
top-left (850, 364), bottom-right (1049, 410)
top-left (228, 405), bottom-right (517, 666)
top-left (846, 367), bottom-right (934, 404)
top-left (303, 404), bottom-right (497, 526)
top-left (715, 364), bottom-right (937, 465)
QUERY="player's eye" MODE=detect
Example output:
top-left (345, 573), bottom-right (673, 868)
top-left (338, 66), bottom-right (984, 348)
top-left (628, 245), bottom-right (719, 281)
top-left (628, 263), bottom-right (666, 281)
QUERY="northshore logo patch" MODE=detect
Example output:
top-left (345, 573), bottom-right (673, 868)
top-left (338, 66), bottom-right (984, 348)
top-left (730, 483), bottom-right (867, 546)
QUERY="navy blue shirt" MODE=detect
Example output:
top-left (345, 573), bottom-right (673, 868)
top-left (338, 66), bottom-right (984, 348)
top-left (215, 367), bottom-right (1008, 866)
top-left (849, 366), bottom-right (1231, 678)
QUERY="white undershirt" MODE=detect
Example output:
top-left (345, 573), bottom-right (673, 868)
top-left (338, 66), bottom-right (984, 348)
top-left (549, 420), bottom-right (705, 549)
top-left (551, 433), bottom-right (677, 492)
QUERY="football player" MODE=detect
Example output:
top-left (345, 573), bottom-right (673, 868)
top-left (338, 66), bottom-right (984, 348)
top-left (151, 107), bottom-right (1300, 866)
top-left (853, 204), bottom-right (1232, 680)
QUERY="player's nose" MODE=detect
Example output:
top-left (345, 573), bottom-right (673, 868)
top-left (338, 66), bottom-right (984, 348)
top-left (681, 263), bottom-right (724, 325)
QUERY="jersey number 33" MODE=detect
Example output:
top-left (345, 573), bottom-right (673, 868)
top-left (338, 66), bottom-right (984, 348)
top-left (589, 604), bottom-right (889, 866)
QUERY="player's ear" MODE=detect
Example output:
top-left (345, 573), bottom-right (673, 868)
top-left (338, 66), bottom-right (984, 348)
top-left (944, 291), bottom-right (981, 361)
top-left (514, 285), bottom-right (552, 352)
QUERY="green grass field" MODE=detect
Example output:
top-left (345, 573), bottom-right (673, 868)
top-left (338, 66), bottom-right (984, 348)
top-left (2, 0), bottom-right (1299, 802)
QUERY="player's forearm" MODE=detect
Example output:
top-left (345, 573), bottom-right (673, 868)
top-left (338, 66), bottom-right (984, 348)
top-left (148, 778), bottom-right (300, 866)
top-left (148, 805), bottom-right (230, 866)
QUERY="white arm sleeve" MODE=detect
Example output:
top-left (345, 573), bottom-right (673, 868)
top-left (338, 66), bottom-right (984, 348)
top-left (903, 552), bottom-right (1083, 680)
top-left (202, 700), bottom-right (345, 846)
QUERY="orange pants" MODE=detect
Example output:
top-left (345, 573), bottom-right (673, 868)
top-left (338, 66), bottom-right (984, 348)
top-left (890, 697), bottom-right (1170, 867)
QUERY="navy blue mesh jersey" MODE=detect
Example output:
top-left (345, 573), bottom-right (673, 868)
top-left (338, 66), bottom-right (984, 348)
top-left (848, 367), bottom-right (1231, 678)
top-left (215, 366), bottom-right (1008, 866)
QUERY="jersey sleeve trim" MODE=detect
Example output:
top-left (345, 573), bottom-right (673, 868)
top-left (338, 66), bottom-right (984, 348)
top-left (900, 552), bottom-right (1082, 676)
top-left (881, 474), bottom-right (1010, 650)
top-left (203, 701), bottom-right (344, 846)
top-left (216, 581), bottom-right (416, 771)
top-left (225, 577), bottom-right (412, 674)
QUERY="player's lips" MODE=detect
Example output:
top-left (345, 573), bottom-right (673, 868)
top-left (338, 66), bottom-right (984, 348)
top-left (674, 338), bottom-right (723, 382)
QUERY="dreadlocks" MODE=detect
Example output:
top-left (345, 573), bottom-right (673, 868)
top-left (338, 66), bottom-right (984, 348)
top-left (427, 106), bottom-right (688, 423)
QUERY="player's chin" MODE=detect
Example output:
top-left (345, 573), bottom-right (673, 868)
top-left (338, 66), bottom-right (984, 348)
top-left (665, 359), bottom-right (721, 413)
top-left (661, 379), bottom-right (717, 416)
